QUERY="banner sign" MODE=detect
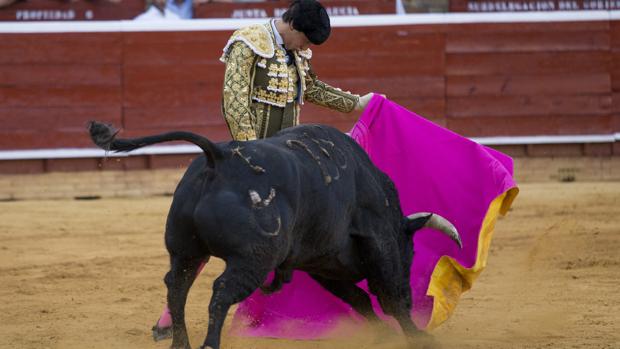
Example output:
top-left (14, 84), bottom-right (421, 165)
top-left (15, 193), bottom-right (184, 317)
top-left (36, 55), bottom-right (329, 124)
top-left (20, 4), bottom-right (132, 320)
top-left (450, 0), bottom-right (620, 11)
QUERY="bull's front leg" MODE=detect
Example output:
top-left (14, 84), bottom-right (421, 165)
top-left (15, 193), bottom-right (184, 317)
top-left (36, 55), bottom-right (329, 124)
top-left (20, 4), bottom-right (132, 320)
top-left (200, 259), bottom-right (269, 349)
top-left (166, 255), bottom-right (205, 349)
top-left (386, 287), bottom-right (438, 349)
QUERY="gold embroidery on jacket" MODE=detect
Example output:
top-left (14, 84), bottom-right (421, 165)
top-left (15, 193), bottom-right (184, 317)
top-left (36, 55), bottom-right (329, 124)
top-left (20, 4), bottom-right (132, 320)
top-left (253, 87), bottom-right (288, 107)
top-left (222, 42), bottom-right (258, 141)
top-left (287, 64), bottom-right (298, 103)
top-left (220, 24), bottom-right (274, 62)
top-left (255, 48), bottom-right (292, 106)
top-left (304, 64), bottom-right (359, 113)
top-left (253, 102), bottom-right (270, 139)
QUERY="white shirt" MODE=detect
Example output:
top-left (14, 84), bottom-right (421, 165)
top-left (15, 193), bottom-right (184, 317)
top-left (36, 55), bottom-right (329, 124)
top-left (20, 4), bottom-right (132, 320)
top-left (271, 19), bottom-right (285, 48)
top-left (270, 19), bottom-right (292, 64)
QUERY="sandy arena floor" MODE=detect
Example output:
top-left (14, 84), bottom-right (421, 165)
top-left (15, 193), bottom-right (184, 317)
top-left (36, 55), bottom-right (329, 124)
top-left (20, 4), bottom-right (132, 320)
top-left (0, 182), bottom-right (619, 349)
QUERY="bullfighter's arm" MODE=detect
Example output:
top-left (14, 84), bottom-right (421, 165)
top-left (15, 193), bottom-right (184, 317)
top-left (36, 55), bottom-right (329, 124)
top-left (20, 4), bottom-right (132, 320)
top-left (222, 42), bottom-right (259, 141)
top-left (304, 64), bottom-right (360, 114)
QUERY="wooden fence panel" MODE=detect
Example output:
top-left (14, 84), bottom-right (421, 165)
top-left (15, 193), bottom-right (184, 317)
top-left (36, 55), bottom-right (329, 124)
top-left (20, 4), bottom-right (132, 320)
top-left (326, 76), bottom-right (445, 99)
top-left (444, 21), bottom-right (609, 33)
top-left (445, 20), bottom-right (613, 137)
top-left (0, 19), bottom-right (618, 154)
top-left (448, 115), bottom-right (614, 137)
top-left (122, 125), bottom-right (231, 143)
top-left (123, 105), bottom-right (223, 129)
top-left (0, 106), bottom-right (121, 131)
top-left (312, 52), bottom-right (444, 78)
top-left (447, 74), bottom-right (611, 97)
top-left (612, 22), bottom-right (620, 134)
top-left (0, 33), bottom-right (123, 150)
top-left (0, 33), bottom-right (123, 64)
top-left (122, 31), bottom-right (227, 135)
top-left (446, 31), bottom-right (610, 53)
top-left (446, 51), bottom-right (610, 75)
top-left (322, 28), bottom-right (445, 53)
top-left (447, 95), bottom-right (612, 118)
top-left (1, 85), bottom-right (121, 107)
top-left (0, 64), bottom-right (120, 85)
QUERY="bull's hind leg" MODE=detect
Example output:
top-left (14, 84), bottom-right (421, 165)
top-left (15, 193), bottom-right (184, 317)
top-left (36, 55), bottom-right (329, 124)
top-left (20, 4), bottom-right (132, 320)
top-left (153, 260), bottom-right (207, 341)
top-left (166, 255), bottom-right (206, 349)
top-left (200, 259), bottom-right (270, 349)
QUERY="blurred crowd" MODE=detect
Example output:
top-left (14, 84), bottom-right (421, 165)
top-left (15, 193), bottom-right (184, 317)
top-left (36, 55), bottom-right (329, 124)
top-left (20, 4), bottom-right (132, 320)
top-left (136, 0), bottom-right (282, 20)
top-left (0, 0), bottom-right (450, 20)
top-left (0, 0), bottom-right (288, 19)
top-left (0, 1), bottom-right (451, 16)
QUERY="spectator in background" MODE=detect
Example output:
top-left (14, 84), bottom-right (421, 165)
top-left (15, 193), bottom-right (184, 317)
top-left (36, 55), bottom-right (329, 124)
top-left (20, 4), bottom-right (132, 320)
top-left (166, 0), bottom-right (192, 18)
top-left (0, 0), bottom-right (268, 11)
top-left (0, 0), bottom-right (17, 8)
top-left (134, 0), bottom-right (193, 20)
top-left (134, 0), bottom-right (250, 20)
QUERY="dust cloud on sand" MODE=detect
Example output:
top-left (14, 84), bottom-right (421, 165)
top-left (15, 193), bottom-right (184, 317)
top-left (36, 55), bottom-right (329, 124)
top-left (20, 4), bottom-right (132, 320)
top-left (0, 182), bottom-right (618, 349)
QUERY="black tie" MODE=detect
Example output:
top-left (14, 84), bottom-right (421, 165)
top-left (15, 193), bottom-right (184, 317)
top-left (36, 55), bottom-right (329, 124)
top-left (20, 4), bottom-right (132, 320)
top-left (286, 50), bottom-right (295, 65)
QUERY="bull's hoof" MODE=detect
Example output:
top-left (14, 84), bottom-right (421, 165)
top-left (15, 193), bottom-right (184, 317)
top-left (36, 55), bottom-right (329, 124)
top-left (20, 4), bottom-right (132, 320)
top-left (152, 324), bottom-right (173, 341)
top-left (371, 322), bottom-right (397, 343)
top-left (171, 345), bottom-right (191, 349)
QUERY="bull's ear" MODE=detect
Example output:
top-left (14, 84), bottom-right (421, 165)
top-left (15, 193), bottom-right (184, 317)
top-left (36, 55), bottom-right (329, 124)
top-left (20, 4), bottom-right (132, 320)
top-left (404, 213), bottom-right (432, 236)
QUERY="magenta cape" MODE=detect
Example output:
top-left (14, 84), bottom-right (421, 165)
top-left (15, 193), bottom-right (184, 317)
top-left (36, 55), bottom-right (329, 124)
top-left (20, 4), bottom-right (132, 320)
top-left (231, 96), bottom-right (518, 337)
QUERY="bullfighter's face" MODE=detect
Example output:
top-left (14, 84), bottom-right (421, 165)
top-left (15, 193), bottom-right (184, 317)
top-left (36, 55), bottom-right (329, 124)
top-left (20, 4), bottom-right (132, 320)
top-left (284, 25), bottom-right (312, 51)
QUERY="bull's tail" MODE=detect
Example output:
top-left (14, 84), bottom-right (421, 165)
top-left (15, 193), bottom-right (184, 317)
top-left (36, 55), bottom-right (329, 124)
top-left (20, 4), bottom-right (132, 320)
top-left (88, 121), bottom-right (223, 168)
top-left (405, 212), bottom-right (462, 248)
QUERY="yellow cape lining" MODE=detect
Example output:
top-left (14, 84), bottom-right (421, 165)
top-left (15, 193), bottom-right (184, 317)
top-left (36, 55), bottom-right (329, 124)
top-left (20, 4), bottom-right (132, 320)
top-left (426, 187), bottom-right (519, 330)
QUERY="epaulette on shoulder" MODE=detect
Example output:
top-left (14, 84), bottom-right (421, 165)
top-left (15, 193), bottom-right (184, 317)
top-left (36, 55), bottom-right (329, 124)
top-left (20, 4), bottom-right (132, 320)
top-left (220, 24), bottom-right (275, 62)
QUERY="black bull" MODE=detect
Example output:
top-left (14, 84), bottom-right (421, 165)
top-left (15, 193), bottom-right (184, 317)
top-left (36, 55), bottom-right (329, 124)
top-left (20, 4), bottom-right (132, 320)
top-left (88, 122), bottom-right (461, 349)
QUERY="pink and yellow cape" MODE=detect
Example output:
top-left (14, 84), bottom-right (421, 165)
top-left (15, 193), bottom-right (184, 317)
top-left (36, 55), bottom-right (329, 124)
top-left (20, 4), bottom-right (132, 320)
top-left (231, 95), bottom-right (519, 337)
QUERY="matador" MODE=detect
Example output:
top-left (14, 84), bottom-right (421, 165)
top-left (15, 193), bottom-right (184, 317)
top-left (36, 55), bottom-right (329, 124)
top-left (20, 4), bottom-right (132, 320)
top-left (219, 0), bottom-right (373, 141)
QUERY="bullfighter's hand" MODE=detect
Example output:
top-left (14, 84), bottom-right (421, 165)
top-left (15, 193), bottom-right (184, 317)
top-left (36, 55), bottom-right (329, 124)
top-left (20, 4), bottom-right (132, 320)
top-left (356, 93), bottom-right (386, 111)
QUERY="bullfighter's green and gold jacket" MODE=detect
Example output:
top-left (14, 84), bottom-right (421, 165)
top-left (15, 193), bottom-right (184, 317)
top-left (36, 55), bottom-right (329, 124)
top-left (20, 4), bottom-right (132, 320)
top-left (220, 20), bottom-right (360, 141)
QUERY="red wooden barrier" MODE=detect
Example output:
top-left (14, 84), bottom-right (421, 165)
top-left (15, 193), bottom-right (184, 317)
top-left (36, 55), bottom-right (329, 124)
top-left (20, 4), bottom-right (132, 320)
top-left (0, 17), bottom-right (619, 174)
top-left (612, 21), bottom-right (620, 148)
top-left (444, 20), bottom-right (614, 136)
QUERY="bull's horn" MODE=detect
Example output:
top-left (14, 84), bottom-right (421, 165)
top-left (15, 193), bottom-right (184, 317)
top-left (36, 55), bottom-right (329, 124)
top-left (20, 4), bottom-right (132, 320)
top-left (407, 212), bottom-right (462, 248)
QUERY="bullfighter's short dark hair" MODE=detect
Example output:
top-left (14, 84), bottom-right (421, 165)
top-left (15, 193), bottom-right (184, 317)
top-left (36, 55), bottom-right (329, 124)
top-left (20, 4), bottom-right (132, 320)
top-left (282, 0), bottom-right (331, 45)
